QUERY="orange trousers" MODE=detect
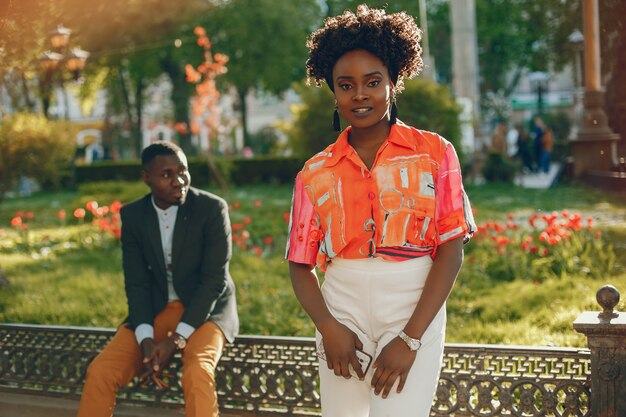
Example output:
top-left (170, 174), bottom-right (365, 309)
top-left (77, 301), bottom-right (225, 417)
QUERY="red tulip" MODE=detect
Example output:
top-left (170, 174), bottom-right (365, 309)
top-left (86, 201), bottom-right (98, 212)
top-left (74, 208), bottom-right (86, 219)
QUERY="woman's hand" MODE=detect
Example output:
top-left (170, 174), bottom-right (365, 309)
top-left (318, 318), bottom-right (365, 380)
top-left (371, 337), bottom-right (416, 398)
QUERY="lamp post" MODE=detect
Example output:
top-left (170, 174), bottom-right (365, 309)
top-left (39, 25), bottom-right (89, 119)
top-left (528, 71), bottom-right (549, 115)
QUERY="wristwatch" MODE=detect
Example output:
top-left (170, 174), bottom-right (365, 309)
top-left (168, 331), bottom-right (187, 351)
top-left (398, 330), bottom-right (422, 351)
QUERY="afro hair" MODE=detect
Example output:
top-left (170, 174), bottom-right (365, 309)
top-left (306, 4), bottom-right (422, 93)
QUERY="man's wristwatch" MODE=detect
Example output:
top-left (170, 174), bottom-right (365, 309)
top-left (168, 331), bottom-right (187, 351)
top-left (398, 330), bottom-right (422, 351)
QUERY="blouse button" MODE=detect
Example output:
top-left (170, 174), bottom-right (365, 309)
top-left (368, 192), bottom-right (376, 200)
top-left (298, 236), bottom-right (304, 241)
top-left (299, 223), bottom-right (305, 228)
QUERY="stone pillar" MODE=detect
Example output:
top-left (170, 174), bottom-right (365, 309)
top-left (570, 0), bottom-right (620, 177)
top-left (450, 0), bottom-right (480, 155)
top-left (418, 0), bottom-right (436, 80)
top-left (573, 285), bottom-right (626, 417)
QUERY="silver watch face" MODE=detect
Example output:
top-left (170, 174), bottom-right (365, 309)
top-left (400, 331), bottom-right (421, 351)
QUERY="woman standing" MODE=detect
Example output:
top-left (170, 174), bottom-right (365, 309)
top-left (286, 5), bottom-right (475, 417)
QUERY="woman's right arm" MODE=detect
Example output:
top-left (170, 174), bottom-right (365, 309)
top-left (289, 261), bottom-right (365, 379)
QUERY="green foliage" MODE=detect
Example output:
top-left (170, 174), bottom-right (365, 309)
top-left (426, 0), bottom-right (581, 95)
top-left (199, 0), bottom-right (322, 142)
top-left (202, 0), bottom-right (321, 97)
top-left (0, 113), bottom-right (75, 201)
top-left (228, 157), bottom-right (307, 185)
top-left (540, 111), bottom-right (572, 142)
top-left (76, 181), bottom-right (147, 206)
top-left (282, 82), bottom-right (338, 156)
top-left (395, 78), bottom-right (463, 158)
top-left (247, 126), bottom-right (283, 156)
top-left (447, 276), bottom-right (604, 346)
top-left (74, 157), bottom-right (305, 187)
top-left (481, 153), bottom-right (516, 183)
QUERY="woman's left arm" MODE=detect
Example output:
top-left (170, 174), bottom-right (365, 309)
top-left (370, 236), bottom-right (464, 398)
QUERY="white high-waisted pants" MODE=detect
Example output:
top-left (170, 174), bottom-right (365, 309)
top-left (317, 256), bottom-right (445, 417)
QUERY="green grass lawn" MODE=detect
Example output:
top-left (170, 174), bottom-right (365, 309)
top-left (1, 180), bottom-right (624, 347)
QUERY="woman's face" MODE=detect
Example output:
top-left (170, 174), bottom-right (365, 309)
top-left (332, 49), bottom-right (393, 131)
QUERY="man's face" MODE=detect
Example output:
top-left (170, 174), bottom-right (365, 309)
top-left (142, 152), bottom-right (191, 209)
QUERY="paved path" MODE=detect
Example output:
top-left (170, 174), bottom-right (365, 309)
top-left (514, 163), bottom-right (561, 189)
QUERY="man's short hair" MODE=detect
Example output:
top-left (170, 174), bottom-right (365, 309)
top-left (141, 141), bottom-right (185, 169)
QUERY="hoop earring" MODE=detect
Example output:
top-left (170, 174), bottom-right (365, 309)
top-left (333, 106), bottom-right (341, 132)
top-left (390, 97), bottom-right (398, 125)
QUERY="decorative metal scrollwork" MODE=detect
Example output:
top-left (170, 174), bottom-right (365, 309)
top-left (0, 325), bottom-right (592, 416)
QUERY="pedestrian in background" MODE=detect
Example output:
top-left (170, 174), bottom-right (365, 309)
top-left (489, 121), bottom-right (508, 157)
top-left (516, 123), bottom-right (533, 173)
top-left (539, 124), bottom-right (554, 174)
top-left (532, 116), bottom-right (546, 173)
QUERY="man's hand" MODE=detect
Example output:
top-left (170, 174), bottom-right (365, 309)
top-left (371, 337), bottom-right (416, 398)
top-left (139, 337), bottom-right (176, 389)
top-left (139, 338), bottom-right (158, 384)
top-left (148, 337), bottom-right (177, 389)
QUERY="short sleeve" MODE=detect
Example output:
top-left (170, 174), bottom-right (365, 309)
top-left (285, 172), bottom-right (322, 265)
top-left (435, 144), bottom-right (476, 244)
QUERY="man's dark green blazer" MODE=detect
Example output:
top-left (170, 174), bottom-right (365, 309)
top-left (120, 187), bottom-right (238, 342)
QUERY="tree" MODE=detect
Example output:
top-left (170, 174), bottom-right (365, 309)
top-left (325, 0), bottom-right (420, 18)
top-left (396, 78), bottom-right (463, 159)
top-left (283, 81), bottom-right (337, 156)
top-left (199, 0), bottom-right (322, 146)
top-left (426, 0), bottom-right (580, 97)
top-left (185, 27), bottom-right (229, 191)
top-left (0, 113), bottom-right (75, 202)
top-left (1, 0), bottom-right (215, 156)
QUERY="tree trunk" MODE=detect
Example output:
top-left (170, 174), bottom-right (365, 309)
top-left (21, 73), bottom-right (35, 112)
top-left (134, 76), bottom-right (144, 157)
top-left (117, 66), bottom-right (144, 158)
top-left (238, 88), bottom-right (249, 149)
top-left (161, 50), bottom-right (194, 156)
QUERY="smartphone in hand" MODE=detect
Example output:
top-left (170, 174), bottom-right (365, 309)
top-left (354, 348), bottom-right (373, 375)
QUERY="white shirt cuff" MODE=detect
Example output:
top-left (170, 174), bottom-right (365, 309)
top-left (175, 322), bottom-right (195, 340)
top-left (135, 324), bottom-right (154, 345)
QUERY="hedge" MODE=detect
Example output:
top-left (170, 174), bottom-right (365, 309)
top-left (75, 156), bottom-right (308, 186)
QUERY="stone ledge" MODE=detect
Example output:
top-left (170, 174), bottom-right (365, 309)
top-left (0, 392), bottom-right (250, 417)
top-left (0, 392), bottom-right (185, 417)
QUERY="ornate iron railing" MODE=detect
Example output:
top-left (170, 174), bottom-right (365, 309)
top-left (0, 323), bottom-right (591, 416)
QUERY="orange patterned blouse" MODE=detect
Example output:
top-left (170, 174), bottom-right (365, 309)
top-left (286, 122), bottom-right (475, 271)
